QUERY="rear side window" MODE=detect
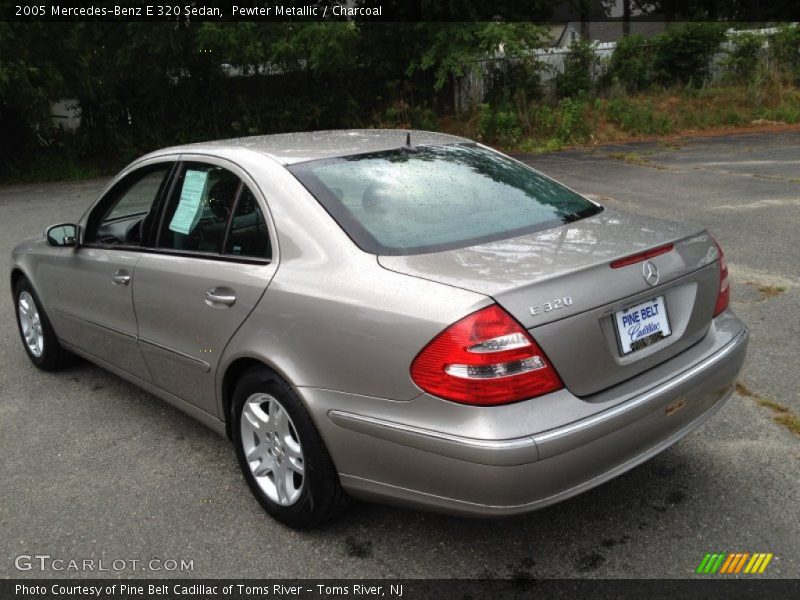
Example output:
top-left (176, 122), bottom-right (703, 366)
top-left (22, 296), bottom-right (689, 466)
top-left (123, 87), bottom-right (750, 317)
top-left (157, 163), bottom-right (240, 254)
top-left (223, 187), bottom-right (271, 259)
top-left (289, 144), bottom-right (601, 255)
top-left (155, 162), bottom-right (272, 260)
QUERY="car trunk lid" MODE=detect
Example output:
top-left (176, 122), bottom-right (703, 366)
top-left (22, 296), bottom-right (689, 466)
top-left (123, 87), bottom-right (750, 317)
top-left (379, 209), bottom-right (721, 396)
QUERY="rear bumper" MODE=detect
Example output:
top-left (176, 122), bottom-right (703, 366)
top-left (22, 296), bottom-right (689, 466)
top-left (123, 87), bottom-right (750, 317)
top-left (303, 313), bottom-right (748, 516)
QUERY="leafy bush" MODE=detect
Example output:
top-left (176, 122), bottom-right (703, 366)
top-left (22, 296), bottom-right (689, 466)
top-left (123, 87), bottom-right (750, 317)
top-left (483, 59), bottom-right (544, 107)
top-left (770, 24), bottom-right (800, 83)
top-left (554, 97), bottom-right (592, 143)
top-left (477, 104), bottom-right (523, 148)
top-left (555, 40), bottom-right (598, 98)
top-left (381, 100), bottom-right (439, 131)
top-left (722, 31), bottom-right (766, 84)
top-left (758, 103), bottom-right (800, 124)
top-left (652, 22), bottom-right (727, 87)
top-left (605, 98), bottom-right (672, 135)
top-left (604, 34), bottom-right (654, 92)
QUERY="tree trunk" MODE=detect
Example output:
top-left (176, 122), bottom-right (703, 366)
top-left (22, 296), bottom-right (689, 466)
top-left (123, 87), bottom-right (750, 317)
top-left (579, 0), bottom-right (590, 40)
top-left (623, 0), bottom-right (631, 36)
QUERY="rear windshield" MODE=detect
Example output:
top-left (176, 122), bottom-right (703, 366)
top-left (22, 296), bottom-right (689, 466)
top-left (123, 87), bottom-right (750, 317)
top-left (288, 143), bottom-right (602, 255)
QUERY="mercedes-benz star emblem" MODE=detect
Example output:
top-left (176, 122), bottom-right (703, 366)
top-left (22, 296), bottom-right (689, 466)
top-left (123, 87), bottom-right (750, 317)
top-left (643, 261), bottom-right (660, 286)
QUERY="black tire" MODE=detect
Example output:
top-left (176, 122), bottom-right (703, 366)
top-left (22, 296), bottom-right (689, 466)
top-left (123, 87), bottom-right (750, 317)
top-left (13, 277), bottom-right (71, 371)
top-left (231, 366), bottom-right (349, 528)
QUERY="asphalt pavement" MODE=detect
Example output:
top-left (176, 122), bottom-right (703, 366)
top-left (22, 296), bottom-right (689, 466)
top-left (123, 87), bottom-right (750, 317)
top-left (0, 131), bottom-right (798, 579)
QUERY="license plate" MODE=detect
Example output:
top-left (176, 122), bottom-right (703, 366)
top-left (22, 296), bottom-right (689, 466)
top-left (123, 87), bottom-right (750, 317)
top-left (614, 295), bottom-right (672, 355)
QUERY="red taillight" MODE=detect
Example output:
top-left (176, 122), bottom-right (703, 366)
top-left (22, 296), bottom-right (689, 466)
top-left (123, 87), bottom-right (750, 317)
top-left (410, 304), bottom-right (564, 405)
top-left (610, 243), bottom-right (674, 268)
top-left (712, 236), bottom-right (730, 317)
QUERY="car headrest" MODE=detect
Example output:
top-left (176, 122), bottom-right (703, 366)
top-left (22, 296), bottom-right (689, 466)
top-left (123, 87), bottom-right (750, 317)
top-left (208, 178), bottom-right (239, 220)
top-left (362, 183), bottom-right (404, 216)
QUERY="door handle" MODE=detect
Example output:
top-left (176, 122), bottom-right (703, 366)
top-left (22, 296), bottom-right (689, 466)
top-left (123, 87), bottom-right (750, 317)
top-left (205, 287), bottom-right (236, 307)
top-left (110, 269), bottom-right (131, 286)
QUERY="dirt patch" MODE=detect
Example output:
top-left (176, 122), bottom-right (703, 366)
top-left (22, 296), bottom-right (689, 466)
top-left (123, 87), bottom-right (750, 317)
top-left (344, 536), bottom-right (373, 559)
top-left (600, 535), bottom-right (630, 548)
top-left (575, 550), bottom-right (606, 572)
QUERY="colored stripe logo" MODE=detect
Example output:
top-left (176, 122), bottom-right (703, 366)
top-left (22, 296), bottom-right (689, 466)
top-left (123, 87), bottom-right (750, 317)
top-left (696, 552), bottom-right (773, 574)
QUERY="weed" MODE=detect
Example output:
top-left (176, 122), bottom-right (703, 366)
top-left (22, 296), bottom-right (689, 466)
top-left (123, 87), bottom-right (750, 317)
top-left (757, 285), bottom-right (787, 298)
top-left (607, 152), bottom-right (662, 168)
top-left (773, 414), bottom-right (800, 435)
top-left (757, 399), bottom-right (790, 413)
top-left (745, 281), bottom-right (787, 300)
top-left (605, 98), bottom-right (672, 136)
top-left (736, 381), bottom-right (756, 397)
top-left (738, 380), bottom-right (800, 437)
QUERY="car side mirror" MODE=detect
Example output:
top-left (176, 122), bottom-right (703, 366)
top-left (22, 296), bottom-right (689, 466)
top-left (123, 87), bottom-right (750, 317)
top-left (46, 223), bottom-right (79, 247)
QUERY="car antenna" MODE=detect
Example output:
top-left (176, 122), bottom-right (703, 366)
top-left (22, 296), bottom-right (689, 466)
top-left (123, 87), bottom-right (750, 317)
top-left (402, 131), bottom-right (419, 153)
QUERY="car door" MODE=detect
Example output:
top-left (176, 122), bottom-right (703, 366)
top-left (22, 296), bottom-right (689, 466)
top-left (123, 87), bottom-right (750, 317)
top-left (132, 157), bottom-right (277, 417)
top-left (54, 160), bottom-right (175, 380)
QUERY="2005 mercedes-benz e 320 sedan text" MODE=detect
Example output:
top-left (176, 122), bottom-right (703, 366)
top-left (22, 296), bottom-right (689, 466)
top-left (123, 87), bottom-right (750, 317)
top-left (11, 130), bottom-right (748, 528)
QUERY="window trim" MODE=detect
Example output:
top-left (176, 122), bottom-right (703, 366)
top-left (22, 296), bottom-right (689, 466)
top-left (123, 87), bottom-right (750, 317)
top-left (135, 246), bottom-right (272, 266)
top-left (220, 181), bottom-right (245, 255)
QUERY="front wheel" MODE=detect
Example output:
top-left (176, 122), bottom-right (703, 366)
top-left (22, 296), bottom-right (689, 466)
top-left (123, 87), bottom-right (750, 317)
top-left (231, 367), bottom-right (349, 528)
top-left (14, 277), bottom-right (71, 370)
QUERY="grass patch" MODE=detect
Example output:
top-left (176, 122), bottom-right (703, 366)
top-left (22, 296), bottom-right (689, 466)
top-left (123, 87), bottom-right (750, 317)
top-left (736, 381), bottom-right (759, 398)
top-left (659, 141), bottom-right (685, 151)
top-left (607, 151), bottom-right (666, 169)
top-left (757, 284), bottom-right (787, 298)
top-left (757, 398), bottom-right (790, 413)
top-left (448, 83), bottom-right (800, 152)
top-left (773, 414), bottom-right (800, 435)
top-left (738, 380), bottom-right (800, 437)
top-left (745, 281), bottom-right (787, 300)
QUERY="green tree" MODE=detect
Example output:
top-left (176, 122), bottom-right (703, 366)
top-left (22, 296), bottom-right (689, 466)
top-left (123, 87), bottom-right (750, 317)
top-left (407, 23), bottom-right (548, 91)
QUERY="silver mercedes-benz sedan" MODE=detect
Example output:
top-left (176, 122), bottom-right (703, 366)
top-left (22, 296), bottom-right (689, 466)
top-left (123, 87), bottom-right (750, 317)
top-left (11, 130), bottom-right (748, 528)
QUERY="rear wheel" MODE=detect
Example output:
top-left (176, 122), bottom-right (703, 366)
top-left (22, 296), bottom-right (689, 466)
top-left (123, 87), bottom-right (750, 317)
top-left (231, 366), bottom-right (349, 528)
top-left (14, 277), bottom-right (70, 370)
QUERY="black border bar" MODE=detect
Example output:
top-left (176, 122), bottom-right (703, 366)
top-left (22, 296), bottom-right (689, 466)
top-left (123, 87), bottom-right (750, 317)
top-left (4, 579), bottom-right (800, 600)
top-left (3, 0), bottom-right (800, 23)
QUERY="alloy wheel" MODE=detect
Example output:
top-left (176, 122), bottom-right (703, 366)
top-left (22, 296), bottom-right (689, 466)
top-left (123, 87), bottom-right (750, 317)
top-left (240, 393), bottom-right (305, 506)
top-left (18, 291), bottom-right (44, 358)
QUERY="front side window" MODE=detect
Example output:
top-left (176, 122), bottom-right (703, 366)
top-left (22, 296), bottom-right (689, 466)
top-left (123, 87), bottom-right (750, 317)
top-left (86, 164), bottom-right (172, 246)
top-left (289, 144), bottom-right (602, 255)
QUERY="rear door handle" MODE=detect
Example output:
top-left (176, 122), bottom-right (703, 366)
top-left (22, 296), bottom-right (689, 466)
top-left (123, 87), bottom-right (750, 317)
top-left (205, 287), bottom-right (236, 307)
top-left (111, 269), bottom-right (131, 286)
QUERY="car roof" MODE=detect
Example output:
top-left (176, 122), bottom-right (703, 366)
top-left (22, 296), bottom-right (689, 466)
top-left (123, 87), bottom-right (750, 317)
top-left (145, 129), bottom-right (471, 165)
